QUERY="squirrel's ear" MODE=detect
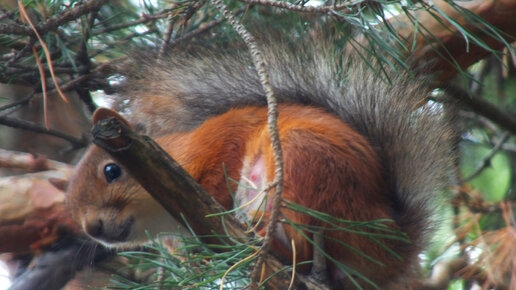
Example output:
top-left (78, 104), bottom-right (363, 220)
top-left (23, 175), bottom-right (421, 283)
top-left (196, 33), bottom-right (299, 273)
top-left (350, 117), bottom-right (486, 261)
top-left (92, 108), bottom-right (132, 129)
top-left (48, 177), bottom-right (68, 192)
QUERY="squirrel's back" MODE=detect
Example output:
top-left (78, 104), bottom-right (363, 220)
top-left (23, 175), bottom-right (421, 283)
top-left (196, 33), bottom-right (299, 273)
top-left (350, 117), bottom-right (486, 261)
top-left (115, 37), bottom-right (453, 231)
top-left (85, 37), bottom-right (455, 288)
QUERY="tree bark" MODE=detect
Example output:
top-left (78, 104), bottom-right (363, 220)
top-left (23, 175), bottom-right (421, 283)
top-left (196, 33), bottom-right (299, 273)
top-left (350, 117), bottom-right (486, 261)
top-left (395, 0), bottom-right (516, 82)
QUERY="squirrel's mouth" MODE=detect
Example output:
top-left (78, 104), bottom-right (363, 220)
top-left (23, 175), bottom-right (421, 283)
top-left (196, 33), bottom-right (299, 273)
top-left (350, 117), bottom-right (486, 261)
top-left (85, 216), bottom-right (134, 244)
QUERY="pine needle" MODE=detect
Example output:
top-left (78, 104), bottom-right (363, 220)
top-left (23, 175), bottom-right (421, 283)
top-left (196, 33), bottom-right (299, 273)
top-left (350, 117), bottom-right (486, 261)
top-left (18, 1), bottom-right (69, 104)
top-left (32, 46), bottom-right (49, 130)
top-left (219, 248), bottom-right (259, 290)
top-left (288, 238), bottom-right (296, 290)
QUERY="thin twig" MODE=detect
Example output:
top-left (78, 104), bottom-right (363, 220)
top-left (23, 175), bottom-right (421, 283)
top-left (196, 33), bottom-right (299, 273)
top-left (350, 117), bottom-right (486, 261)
top-left (73, 10), bottom-right (99, 113)
top-left (42, 56), bottom-right (128, 96)
top-left (0, 91), bottom-right (36, 112)
top-left (310, 231), bottom-right (329, 285)
top-left (462, 131), bottom-right (510, 182)
top-left (0, 115), bottom-right (86, 148)
top-left (32, 46), bottom-right (50, 129)
top-left (208, 0), bottom-right (284, 288)
top-left (1, 59), bottom-right (114, 111)
top-left (18, 1), bottom-right (68, 104)
top-left (181, 0), bottom-right (207, 26)
top-left (168, 7), bottom-right (247, 47)
top-left (453, 186), bottom-right (516, 214)
top-left (0, 0), bottom-right (109, 36)
top-left (158, 13), bottom-right (176, 58)
top-left (4, 65), bottom-right (90, 75)
top-left (0, 6), bottom-right (17, 21)
top-left (92, 11), bottom-right (170, 35)
top-left (459, 111), bottom-right (516, 153)
top-left (491, 137), bottom-right (516, 153)
top-left (89, 28), bottom-right (158, 59)
top-left (238, 0), bottom-right (352, 14)
top-left (459, 111), bottom-right (502, 135)
top-left (5, 37), bottom-right (36, 67)
top-left (445, 86), bottom-right (516, 136)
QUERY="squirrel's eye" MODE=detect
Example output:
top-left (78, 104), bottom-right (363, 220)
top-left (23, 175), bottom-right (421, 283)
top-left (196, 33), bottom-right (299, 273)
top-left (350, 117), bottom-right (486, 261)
top-left (104, 163), bottom-right (122, 183)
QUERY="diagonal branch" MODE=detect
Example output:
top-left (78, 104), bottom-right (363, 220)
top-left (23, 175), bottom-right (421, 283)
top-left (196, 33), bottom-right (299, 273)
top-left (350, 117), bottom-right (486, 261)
top-left (91, 116), bottom-right (326, 289)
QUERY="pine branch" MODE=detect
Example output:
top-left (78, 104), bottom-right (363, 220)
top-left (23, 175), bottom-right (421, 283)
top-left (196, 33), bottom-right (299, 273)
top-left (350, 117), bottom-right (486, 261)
top-left (0, 0), bottom-right (109, 36)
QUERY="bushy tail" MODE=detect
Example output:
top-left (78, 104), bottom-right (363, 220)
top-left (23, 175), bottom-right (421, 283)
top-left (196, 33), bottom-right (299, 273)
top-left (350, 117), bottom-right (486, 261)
top-left (114, 37), bottom-right (454, 252)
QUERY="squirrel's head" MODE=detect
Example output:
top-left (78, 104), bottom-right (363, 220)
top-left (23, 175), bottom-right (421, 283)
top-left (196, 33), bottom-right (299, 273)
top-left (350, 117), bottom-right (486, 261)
top-left (65, 108), bottom-right (180, 249)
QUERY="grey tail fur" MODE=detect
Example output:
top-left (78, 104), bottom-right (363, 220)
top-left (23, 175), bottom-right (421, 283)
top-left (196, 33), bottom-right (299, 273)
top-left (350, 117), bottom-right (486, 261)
top-left (114, 37), bottom-right (454, 260)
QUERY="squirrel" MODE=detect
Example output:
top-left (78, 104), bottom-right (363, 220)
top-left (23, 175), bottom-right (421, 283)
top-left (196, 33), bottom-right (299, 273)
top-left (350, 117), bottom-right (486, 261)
top-left (65, 37), bottom-right (454, 289)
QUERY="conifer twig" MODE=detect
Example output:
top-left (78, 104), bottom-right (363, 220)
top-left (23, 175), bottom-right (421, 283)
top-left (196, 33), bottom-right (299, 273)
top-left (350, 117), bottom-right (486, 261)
top-left (204, 0), bottom-right (285, 287)
top-left (5, 37), bottom-right (36, 67)
top-left (0, 91), bottom-right (36, 112)
top-left (32, 46), bottom-right (50, 129)
top-left (0, 0), bottom-right (108, 36)
top-left (453, 187), bottom-right (516, 214)
top-left (91, 10), bottom-right (170, 35)
top-left (158, 13), bottom-right (176, 58)
top-left (168, 7), bottom-right (247, 47)
top-left (238, 0), bottom-right (352, 14)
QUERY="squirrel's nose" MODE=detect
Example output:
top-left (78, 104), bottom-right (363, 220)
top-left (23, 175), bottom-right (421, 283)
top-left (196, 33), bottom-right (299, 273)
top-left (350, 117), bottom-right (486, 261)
top-left (85, 218), bottom-right (104, 238)
top-left (83, 214), bottom-right (134, 243)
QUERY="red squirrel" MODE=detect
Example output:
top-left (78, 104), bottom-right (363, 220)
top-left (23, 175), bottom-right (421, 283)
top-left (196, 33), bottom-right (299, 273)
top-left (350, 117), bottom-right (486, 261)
top-left (66, 39), bottom-right (454, 288)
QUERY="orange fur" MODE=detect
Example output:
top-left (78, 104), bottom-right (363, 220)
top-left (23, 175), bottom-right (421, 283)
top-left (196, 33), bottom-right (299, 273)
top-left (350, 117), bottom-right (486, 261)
top-left (67, 104), bottom-right (408, 287)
